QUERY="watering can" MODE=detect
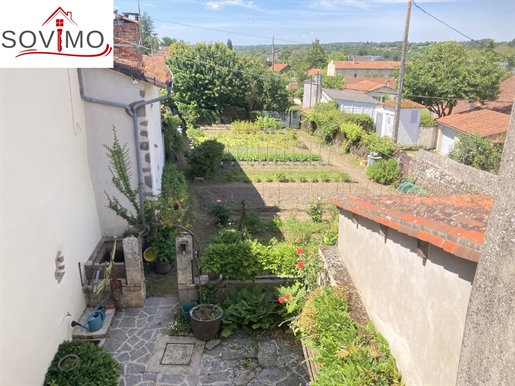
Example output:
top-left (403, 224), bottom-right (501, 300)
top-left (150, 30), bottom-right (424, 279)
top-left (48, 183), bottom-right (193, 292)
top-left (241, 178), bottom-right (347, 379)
top-left (71, 308), bottom-right (105, 332)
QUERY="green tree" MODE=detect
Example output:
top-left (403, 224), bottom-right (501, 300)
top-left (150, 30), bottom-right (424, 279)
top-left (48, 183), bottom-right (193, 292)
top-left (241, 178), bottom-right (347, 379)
top-left (396, 41), bottom-right (507, 117)
top-left (141, 12), bottom-right (159, 55)
top-left (448, 133), bottom-right (504, 174)
top-left (322, 74), bottom-right (346, 90)
top-left (227, 38), bottom-right (233, 50)
top-left (160, 36), bottom-right (176, 46)
top-left (328, 51), bottom-right (347, 62)
top-left (304, 39), bottom-right (328, 69)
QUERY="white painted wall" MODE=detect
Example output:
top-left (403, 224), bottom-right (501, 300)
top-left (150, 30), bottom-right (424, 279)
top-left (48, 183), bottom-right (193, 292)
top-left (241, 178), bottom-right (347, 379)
top-left (375, 107), bottom-right (421, 145)
top-left (437, 124), bottom-right (457, 155)
top-left (0, 69), bottom-right (102, 385)
top-left (81, 69), bottom-right (164, 236)
top-left (337, 210), bottom-right (476, 386)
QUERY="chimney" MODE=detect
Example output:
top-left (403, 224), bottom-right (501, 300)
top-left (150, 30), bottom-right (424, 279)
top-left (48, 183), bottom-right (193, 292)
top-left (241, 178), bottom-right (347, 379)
top-left (386, 80), bottom-right (390, 87)
top-left (353, 56), bottom-right (356, 64)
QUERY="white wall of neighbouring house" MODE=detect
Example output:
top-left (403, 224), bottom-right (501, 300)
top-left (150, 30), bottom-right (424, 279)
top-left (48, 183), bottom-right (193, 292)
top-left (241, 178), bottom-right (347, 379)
top-left (0, 68), bottom-right (102, 385)
top-left (375, 107), bottom-right (395, 138)
top-left (81, 69), bottom-right (164, 236)
top-left (337, 210), bottom-right (477, 386)
top-left (398, 108), bottom-right (421, 145)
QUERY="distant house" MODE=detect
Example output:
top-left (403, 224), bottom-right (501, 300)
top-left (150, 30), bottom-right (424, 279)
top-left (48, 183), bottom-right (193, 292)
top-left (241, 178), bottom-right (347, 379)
top-left (344, 77), bottom-right (397, 102)
top-left (287, 81), bottom-right (298, 91)
top-left (374, 99), bottom-right (424, 145)
top-left (451, 75), bottom-right (515, 116)
top-left (268, 63), bottom-right (290, 73)
top-left (333, 193), bottom-right (492, 386)
top-left (266, 50), bottom-right (281, 62)
top-left (306, 68), bottom-right (322, 76)
top-left (436, 109), bottom-right (510, 155)
top-left (327, 59), bottom-right (400, 77)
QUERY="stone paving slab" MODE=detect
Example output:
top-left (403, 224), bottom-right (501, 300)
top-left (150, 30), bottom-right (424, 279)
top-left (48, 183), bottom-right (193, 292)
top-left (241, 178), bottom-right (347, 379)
top-left (104, 297), bottom-right (309, 386)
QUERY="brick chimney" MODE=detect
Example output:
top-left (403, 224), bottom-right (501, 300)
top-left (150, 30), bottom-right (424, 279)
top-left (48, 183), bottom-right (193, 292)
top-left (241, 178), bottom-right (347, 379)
top-left (113, 12), bottom-right (142, 66)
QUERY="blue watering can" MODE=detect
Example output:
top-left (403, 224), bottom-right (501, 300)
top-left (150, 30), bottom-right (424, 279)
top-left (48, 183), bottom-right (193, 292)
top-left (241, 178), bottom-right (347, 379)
top-left (71, 306), bottom-right (105, 332)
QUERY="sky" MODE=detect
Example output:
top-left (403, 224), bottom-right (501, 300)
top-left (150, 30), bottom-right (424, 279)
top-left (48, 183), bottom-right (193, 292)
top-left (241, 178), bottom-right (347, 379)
top-left (112, 0), bottom-right (515, 46)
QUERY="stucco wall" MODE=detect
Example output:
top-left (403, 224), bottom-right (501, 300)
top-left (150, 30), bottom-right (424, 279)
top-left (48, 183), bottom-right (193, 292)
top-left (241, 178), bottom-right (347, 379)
top-left (81, 69), bottom-right (164, 236)
top-left (337, 210), bottom-right (477, 386)
top-left (417, 126), bottom-right (437, 149)
top-left (408, 149), bottom-right (498, 195)
top-left (0, 69), bottom-right (102, 385)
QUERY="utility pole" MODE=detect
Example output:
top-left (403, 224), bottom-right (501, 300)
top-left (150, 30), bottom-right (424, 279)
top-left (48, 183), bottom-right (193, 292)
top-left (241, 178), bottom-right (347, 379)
top-left (392, 0), bottom-right (412, 143)
top-left (272, 36), bottom-right (275, 72)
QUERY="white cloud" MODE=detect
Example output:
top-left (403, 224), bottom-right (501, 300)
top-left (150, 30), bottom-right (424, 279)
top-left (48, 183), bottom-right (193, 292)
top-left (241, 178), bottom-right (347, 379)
top-left (205, 0), bottom-right (256, 11)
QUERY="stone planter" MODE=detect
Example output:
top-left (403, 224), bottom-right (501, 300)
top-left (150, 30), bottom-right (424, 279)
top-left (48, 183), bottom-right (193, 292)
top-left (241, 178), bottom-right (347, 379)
top-left (155, 261), bottom-right (172, 274)
top-left (301, 339), bottom-right (320, 382)
top-left (189, 304), bottom-right (223, 341)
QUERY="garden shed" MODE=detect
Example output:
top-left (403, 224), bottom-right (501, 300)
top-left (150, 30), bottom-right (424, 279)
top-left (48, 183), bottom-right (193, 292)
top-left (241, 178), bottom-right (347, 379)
top-left (374, 99), bottom-right (424, 145)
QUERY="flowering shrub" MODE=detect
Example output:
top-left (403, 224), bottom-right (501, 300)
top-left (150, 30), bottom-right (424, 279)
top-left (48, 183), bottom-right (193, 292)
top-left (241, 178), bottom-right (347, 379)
top-left (211, 199), bottom-right (232, 226)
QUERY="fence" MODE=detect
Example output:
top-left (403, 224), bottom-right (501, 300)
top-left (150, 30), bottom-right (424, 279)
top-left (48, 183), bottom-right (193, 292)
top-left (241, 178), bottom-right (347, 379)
top-left (263, 110), bottom-right (301, 129)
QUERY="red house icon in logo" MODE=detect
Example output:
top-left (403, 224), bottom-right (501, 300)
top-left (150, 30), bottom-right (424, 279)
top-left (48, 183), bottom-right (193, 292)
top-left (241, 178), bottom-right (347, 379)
top-left (42, 7), bottom-right (78, 52)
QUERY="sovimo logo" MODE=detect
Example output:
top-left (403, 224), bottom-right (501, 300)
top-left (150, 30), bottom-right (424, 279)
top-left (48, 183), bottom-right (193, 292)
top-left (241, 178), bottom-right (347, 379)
top-left (0, 1), bottom-right (113, 68)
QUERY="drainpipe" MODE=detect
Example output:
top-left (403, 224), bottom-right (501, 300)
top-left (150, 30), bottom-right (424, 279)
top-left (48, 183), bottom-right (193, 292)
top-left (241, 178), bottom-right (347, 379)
top-left (77, 68), bottom-right (173, 229)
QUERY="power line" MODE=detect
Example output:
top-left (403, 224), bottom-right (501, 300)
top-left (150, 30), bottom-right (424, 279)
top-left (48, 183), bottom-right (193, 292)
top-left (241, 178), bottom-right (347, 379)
top-left (412, 0), bottom-right (514, 62)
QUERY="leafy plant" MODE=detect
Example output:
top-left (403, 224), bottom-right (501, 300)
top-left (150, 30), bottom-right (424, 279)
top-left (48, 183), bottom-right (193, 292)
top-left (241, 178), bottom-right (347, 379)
top-left (366, 159), bottom-right (400, 185)
top-left (220, 285), bottom-right (282, 337)
top-left (232, 120), bottom-right (259, 134)
top-left (44, 340), bottom-right (119, 386)
top-left (257, 115), bottom-right (281, 131)
top-left (342, 113), bottom-right (375, 133)
top-left (187, 139), bottom-right (225, 178)
top-left (103, 126), bottom-right (141, 227)
top-left (341, 122), bottom-right (365, 144)
top-left (306, 200), bottom-right (325, 223)
top-left (419, 109), bottom-right (436, 126)
top-left (448, 133), bottom-right (503, 174)
top-left (152, 227), bottom-right (178, 263)
top-left (212, 199), bottom-right (232, 226)
top-left (361, 132), bottom-right (395, 157)
top-left (243, 209), bottom-right (263, 233)
top-left (292, 287), bottom-right (403, 386)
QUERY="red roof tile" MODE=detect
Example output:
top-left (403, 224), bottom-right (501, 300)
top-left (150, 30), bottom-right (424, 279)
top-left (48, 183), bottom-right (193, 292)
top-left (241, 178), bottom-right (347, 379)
top-left (331, 60), bottom-right (400, 70)
top-left (268, 63), bottom-right (290, 72)
top-left (485, 75), bottom-right (515, 114)
top-left (436, 108), bottom-right (510, 138)
top-left (307, 68), bottom-right (322, 75)
top-left (332, 193), bottom-right (494, 262)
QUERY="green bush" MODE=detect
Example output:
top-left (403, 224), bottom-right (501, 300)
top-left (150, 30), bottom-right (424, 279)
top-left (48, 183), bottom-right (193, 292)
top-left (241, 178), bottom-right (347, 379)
top-left (361, 132), bottom-right (395, 156)
top-left (187, 128), bottom-right (205, 146)
top-left (257, 115), bottom-right (282, 131)
top-left (420, 109), bottom-right (436, 126)
top-left (211, 199), bottom-right (232, 226)
top-left (340, 122), bottom-right (365, 144)
top-left (44, 340), bottom-right (119, 386)
top-left (448, 133), bottom-right (503, 174)
top-left (306, 200), bottom-right (325, 223)
top-left (232, 120), bottom-right (259, 134)
top-left (342, 113), bottom-right (375, 132)
top-left (162, 111), bottom-right (184, 161)
top-left (366, 158), bottom-right (400, 185)
top-left (187, 139), bottom-right (225, 178)
top-left (220, 285), bottom-right (282, 337)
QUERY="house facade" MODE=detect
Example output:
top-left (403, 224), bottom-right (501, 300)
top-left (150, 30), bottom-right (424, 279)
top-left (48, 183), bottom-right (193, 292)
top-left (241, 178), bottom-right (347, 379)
top-left (327, 59), bottom-right (400, 77)
top-left (344, 77), bottom-right (397, 102)
top-left (436, 108), bottom-right (510, 155)
top-left (333, 193), bottom-right (492, 386)
top-left (374, 99), bottom-right (424, 145)
top-left (0, 13), bottom-right (171, 385)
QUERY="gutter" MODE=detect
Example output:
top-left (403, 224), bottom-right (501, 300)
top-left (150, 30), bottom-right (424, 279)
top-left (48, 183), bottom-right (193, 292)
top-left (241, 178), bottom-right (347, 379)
top-left (77, 68), bottom-right (173, 229)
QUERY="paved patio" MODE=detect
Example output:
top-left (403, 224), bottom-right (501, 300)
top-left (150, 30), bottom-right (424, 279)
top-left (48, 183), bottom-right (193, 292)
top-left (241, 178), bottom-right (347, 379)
top-left (103, 297), bottom-right (309, 386)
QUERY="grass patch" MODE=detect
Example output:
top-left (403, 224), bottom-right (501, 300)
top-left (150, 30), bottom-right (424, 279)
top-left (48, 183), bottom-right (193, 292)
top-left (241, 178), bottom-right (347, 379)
top-left (215, 168), bottom-right (350, 183)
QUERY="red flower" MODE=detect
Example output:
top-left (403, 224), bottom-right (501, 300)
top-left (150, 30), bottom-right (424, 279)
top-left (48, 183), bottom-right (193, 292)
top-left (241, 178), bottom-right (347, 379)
top-left (278, 296), bottom-right (284, 304)
top-left (296, 248), bottom-right (303, 255)
top-left (285, 294), bottom-right (290, 301)
top-left (298, 261), bottom-right (304, 269)
top-left (173, 203), bottom-right (180, 211)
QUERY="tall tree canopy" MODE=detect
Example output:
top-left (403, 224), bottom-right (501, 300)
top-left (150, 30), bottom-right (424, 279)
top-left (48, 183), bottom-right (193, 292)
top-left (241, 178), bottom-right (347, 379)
top-left (140, 12), bottom-right (159, 55)
top-left (396, 41), bottom-right (507, 117)
top-left (305, 39), bottom-right (328, 69)
top-left (166, 41), bottom-right (291, 122)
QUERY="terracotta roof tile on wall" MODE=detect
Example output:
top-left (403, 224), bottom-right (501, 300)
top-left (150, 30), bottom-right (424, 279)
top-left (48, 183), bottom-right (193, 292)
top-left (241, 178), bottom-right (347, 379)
top-left (381, 99), bottom-right (424, 109)
top-left (436, 108), bottom-right (510, 138)
top-left (332, 60), bottom-right (400, 70)
top-left (332, 193), bottom-right (494, 262)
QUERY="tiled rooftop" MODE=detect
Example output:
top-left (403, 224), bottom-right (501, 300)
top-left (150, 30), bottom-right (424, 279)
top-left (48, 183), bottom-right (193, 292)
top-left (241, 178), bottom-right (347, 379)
top-left (307, 68), bottom-right (321, 75)
top-left (268, 63), bottom-right (289, 72)
top-left (322, 88), bottom-right (380, 104)
top-left (381, 99), bottom-right (424, 109)
top-left (436, 108), bottom-right (510, 138)
top-left (485, 75), bottom-right (515, 114)
top-left (331, 60), bottom-right (400, 70)
top-left (332, 193), bottom-right (494, 262)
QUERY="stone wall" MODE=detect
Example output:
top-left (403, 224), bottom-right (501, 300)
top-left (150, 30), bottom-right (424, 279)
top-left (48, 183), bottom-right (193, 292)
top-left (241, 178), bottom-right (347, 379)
top-left (417, 125), bottom-right (437, 149)
top-left (408, 150), bottom-right (498, 195)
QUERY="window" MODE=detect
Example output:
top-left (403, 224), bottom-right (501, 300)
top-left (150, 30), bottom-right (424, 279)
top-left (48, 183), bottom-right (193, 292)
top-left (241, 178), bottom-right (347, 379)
top-left (56, 19), bottom-right (64, 27)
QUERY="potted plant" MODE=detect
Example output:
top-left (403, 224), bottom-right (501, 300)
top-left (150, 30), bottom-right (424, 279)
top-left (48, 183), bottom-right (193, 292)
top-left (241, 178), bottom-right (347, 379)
top-left (189, 303), bottom-right (223, 341)
top-left (152, 227), bottom-right (177, 274)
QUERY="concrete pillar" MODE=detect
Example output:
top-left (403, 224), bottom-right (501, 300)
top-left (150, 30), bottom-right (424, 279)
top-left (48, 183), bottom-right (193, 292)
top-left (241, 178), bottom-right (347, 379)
top-left (122, 235), bottom-right (143, 286)
top-left (176, 232), bottom-right (198, 303)
top-left (456, 107), bottom-right (515, 385)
